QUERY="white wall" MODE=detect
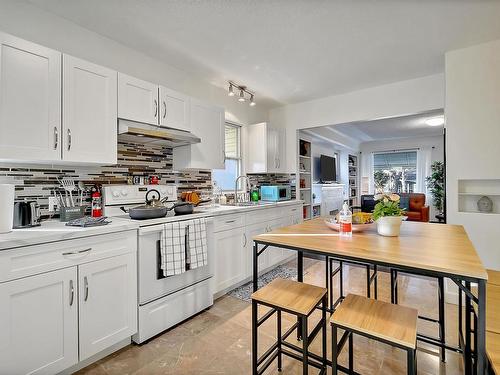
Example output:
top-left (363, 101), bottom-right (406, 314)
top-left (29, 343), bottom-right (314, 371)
top-left (269, 74), bottom-right (445, 173)
top-left (359, 135), bottom-right (444, 218)
top-left (0, 0), bottom-right (270, 126)
top-left (445, 39), bottom-right (500, 270)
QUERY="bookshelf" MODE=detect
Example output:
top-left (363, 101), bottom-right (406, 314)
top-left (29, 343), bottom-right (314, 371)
top-left (298, 138), bottom-right (312, 220)
top-left (348, 154), bottom-right (359, 207)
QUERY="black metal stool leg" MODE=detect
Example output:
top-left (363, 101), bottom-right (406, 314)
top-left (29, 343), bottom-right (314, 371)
top-left (339, 261), bottom-right (344, 298)
top-left (349, 332), bottom-right (354, 373)
top-left (252, 300), bottom-right (258, 375)
top-left (438, 277), bottom-right (446, 362)
top-left (322, 296), bottom-right (327, 368)
top-left (332, 324), bottom-right (338, 375)
top-left (277, 309), bottom-right (282, 372)
top-left (374, 265), bottom-right (378, 300)
top-left (302, 316), bottom-right (308, 375)
top-left (394, 270), bottom-right (399, 304)
top-left (366, 264), bottom-right (371, 298)
top-left (458, 281), bottom-right (463, 349)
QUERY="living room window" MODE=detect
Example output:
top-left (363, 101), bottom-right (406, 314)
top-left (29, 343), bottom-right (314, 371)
top-left (212, 122), bottom-right (241, 191)
top-left (373, 150), bottom-right (417, 193)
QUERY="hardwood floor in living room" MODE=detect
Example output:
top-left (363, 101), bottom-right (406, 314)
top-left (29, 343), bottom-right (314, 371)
top-left (77, 258), bottom-right (464, 375)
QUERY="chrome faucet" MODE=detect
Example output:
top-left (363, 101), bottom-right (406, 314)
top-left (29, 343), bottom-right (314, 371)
top-left (235, 175), bottom-right (252, 204)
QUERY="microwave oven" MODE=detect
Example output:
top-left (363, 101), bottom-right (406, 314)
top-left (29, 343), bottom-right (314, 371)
top-left (260, 185), bottom-right (291, 202)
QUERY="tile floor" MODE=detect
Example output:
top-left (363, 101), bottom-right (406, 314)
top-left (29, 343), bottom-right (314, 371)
top-left (77, 258), bottom-right (465, 374)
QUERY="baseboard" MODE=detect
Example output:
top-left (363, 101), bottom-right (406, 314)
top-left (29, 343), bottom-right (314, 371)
top-left (57, 338), bottom-right (131, 375)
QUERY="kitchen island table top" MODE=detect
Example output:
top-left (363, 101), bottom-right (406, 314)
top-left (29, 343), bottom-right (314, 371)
top-left (254, 217), bottom-right (488, 281)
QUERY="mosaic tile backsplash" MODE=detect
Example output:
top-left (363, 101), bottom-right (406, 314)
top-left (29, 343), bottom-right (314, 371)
top-left (247, 173), bottom-right (296, 199)
top-left (0, 141), bottom-right (212, 218)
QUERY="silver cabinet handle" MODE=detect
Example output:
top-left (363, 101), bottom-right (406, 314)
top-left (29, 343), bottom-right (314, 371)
top-left (67, 129), bottom-right (71, 151)
top-left (53, 127), bottom-right (58, 150)
top-left (243, 233), bottom-right (247, 247)
top-left (162, 101), bottom-right (167, 119)
top-left (69, 279), bottom-right (74, 306)
top-left (84, 276), bottom-right (89, 301)
top-left (154, 99), bottom-right (158, 118)
top-left (277, 158), bottom-right (280, 169)
top-left (225, 220), bottom-right (236, 224)
top-left (62, 247), bottom-right (92, 256)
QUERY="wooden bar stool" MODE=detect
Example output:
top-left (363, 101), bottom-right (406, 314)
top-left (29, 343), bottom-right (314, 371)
top-left (251, 278), bottom-right (328, 375)
top-left (391, 269), bottom-right (446, 361)
top-left (331, 294), bottom-right (418, 375)
top-left (327, 258), bottom-right (378, 311)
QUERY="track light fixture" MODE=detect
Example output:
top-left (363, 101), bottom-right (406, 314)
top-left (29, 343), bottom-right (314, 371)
top-left (227, 81), bottom-right (256, 107)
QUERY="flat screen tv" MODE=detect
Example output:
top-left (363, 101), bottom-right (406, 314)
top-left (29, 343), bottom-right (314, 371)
top-left (320, 154), bottom-right (336, 183)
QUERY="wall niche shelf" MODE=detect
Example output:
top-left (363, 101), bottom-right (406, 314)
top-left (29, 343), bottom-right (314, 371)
top-left (458, 179), bottom-right (500, 215)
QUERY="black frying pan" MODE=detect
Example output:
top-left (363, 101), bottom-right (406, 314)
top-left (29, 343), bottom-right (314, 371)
top-left (166, 199), bottom-right (211, 215)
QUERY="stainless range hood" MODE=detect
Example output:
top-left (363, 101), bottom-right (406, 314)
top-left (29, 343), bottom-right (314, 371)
top-left (118, 119), bottom-right (201, 147)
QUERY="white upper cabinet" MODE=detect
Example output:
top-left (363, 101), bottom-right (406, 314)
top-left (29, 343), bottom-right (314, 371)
top-left (0, 267), bottom-right (78, 375)
top-left (118, 73), bottom-right (159, 125)
top-left (159, 86), bottom-right (190, 131)
top-left (0, 32), bottom-right (62, 162)
top-left (174, 99), bottom-right (225, 170)
top-left (63, 55), bottom-right (117, 164)
top-left (246, 122), bottom-right (286, 173)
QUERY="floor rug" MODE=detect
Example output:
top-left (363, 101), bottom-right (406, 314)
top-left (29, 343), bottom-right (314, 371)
top-left (227, 265), bottom-right (299, 302)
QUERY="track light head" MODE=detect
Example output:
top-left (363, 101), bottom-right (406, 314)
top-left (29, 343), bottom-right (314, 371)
top-left (249, 94), bottom-right (256, 106)
top-left (238, 89), bottom-right (245, 102)
top-left (228, 83), bottom-right (235, 97)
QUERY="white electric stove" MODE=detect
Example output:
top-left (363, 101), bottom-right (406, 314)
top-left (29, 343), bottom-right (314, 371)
top-left (102, 185), bottom-right (214, 343)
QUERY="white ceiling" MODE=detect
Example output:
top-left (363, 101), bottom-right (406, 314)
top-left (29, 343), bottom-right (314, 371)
top-left (26, 0), bottom-right (500, 105)
top-left (327, 109), bottom-right (445, 143)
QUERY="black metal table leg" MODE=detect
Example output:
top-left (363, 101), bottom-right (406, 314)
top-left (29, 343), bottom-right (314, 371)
top-left (458, 280), bottom-right (463, 349)
top-left (374, 265), bottom-right (378, 300)
top-left (277, 310), bottom-right (282, 371)
top-left (366, 265), bottom-right (371, 298)
top-left (322, 295), bottom-right (327, 368)
top-left (465, 281), bottom-right (472, 375)
top-left (476, 279), bottom-right (487, 375)
top-left (297, 251), bottom-right (304, 341)
top-left (348, 332), bottom-right (354, 373)
top-left (253, 241), bottom-right (258, 292)
top-left (407, 349), bottom-right (416, 375)
top-left (438, 277), bottom-right (446, 362)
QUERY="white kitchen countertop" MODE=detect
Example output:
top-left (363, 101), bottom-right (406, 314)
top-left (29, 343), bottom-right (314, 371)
top-left (0, 200), bottom-right (303, 251)
top-left (0, 219), bottom-right (139, 251)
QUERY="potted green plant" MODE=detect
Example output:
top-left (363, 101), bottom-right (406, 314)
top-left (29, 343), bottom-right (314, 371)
top-left (426, 161), bottom-right (445, 216)
top-left (373, 193), bottom-right (405, 236)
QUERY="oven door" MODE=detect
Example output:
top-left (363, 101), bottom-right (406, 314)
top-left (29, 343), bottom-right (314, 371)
top-left (137, 219), bottom-right (214, 305)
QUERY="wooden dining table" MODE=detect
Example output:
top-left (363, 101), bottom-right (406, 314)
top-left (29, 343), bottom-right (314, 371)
top-left (252, 217), bottom-right (488, 375)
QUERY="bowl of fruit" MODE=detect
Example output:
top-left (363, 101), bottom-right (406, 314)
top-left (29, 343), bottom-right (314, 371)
top-left (324, 212), bottom-right (376, 232)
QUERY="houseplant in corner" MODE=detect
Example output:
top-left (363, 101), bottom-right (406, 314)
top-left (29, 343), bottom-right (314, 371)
top-left (373, 193), bottom-right (405, 236)
top-left (426, 161), bottom-right (445, 219)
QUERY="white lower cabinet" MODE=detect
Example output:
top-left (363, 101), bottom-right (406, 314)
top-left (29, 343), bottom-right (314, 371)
top-left (0, 232), bottom-right (137, 375)
top-left (214, 226), bottom-right (246, 293)
top-left (0, 267), bottom-right (78, 375)
top-left (244, 222), bottom-right (271, 278)
top-left (78, 253), bottom-right (137, 361)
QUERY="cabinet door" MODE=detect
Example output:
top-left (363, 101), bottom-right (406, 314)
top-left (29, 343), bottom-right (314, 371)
top-left (63, 55), bottom-right (117, 164)
top-left (118, 73), bottom-right (159, 125)
top-left (159, 86), bottom-right (190, 131)
top-left (267, 127), bottom-right (279, 173)
top-left (245, 222), bottom-right (271, 278)
top-left (246, 122), bottom-right (268, 173)
top-left (267, 219), bottom-right (285, 267)
top-left (214, 227), bottom-right (246, 293)
top-left (0, 32), bottom-right (61, 162)
top-left (0, 268), bottom-right (78, 374)
top-left (174, 99), bottom-right (224, 169)
top-left (275, 127), bottom-right (286, 173)
top-left (78, 253), bottom-right (137, 361)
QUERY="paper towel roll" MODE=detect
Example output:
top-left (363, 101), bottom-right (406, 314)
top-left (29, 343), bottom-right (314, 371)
top-left (0, 184), bottom-right (15, 233)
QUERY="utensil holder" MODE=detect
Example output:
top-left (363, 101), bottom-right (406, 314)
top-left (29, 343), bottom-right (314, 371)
top-left (60, 206), bottom-right (85, 222)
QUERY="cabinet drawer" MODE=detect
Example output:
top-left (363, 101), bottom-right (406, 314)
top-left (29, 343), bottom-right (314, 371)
top-left (280, 204), bottom-right (302, 218)
top-left (246, 207), bottom-right (281, 226)
top-left (213, 214), bottom-right (245, 233)
top-left (0, 230), bottom-right (137, 283)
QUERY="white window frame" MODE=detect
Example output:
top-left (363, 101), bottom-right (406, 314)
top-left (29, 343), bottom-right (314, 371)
top-left (212, 121), bottom-right (243, 192)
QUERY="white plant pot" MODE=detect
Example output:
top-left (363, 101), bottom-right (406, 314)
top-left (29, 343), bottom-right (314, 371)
top-left (376, 216), bottom-right (403, 237)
